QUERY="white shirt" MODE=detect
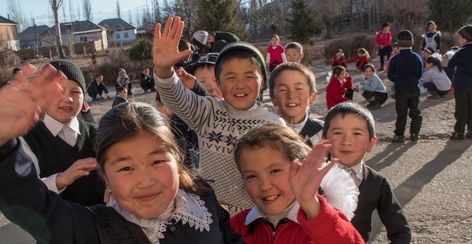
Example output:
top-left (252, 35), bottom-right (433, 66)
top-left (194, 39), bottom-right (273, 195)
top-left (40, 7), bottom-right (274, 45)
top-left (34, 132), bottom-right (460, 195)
top-left (43, 114), bottom-right (81, 146)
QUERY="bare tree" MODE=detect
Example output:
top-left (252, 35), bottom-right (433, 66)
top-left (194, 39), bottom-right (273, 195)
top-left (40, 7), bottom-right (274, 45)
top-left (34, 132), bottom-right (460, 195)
top-left (82, 0), bottom-right (92, 21)
top-left (174, 0), bottom-right (199, 37)
top-left (386, 0), bottom-right (428, 32)
top-left (116, 0), bottom-right (121, 19)
top-left (312, 0), bottom-right (348, 38)
top-left (50, 0), bottom-right (65, 58)
top-left (152, 0), bottom-right (162, 24)
top-left (68, 0), bottom-right (74, 21)
top-left (7, 0), bottom-right (26, 31)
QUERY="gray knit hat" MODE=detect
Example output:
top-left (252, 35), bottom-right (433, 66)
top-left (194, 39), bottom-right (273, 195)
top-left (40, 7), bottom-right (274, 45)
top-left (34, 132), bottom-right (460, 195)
top-left (458, 25), bottom-right (472, 42)
top-left (397, 30), bottom-right (414, 47)
top-left (215, 42), bottom-right (267, 85)
top-left (49, 59), bottom-right (86, 93)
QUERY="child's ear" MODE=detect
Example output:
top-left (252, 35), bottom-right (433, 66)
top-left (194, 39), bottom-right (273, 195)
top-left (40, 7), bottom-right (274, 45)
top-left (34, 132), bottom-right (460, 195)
top-left (300, 52), bottom-right (304, 60)
top-left (367, 136), bottom-right (377, 152)
top-left (309, 92), bottom-right (317, 105)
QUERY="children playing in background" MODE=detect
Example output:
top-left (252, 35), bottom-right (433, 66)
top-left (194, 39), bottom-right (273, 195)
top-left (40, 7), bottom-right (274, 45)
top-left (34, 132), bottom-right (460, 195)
top-left (116, 68), bottom-right (132, 95)
top-left (332, 49), bottom-right (348, 68)
top-left (376, 22), bottom-right (393, 71)
top-left (349, 48), bottom-right (371, 72)
top-left (112, 87), bottom-right (128, 107)
top-left (231, 123), bottom-right (363, 243)
top-left (422, 56), bottom-right (451, 99)
top-left (139, 67), bottom-right (156, 93)
top-left (22, 60), bottom-right (105, 206)
top-left (285, 42), bottom-right (304, 63)
top-left (388, 30), bottom-right (423, 143)
top-left (266, 34), bottom-right (286, 72)
top-left (87, 73), bottom-right (110, 101)
top-left (326, 65), bottom-right (353, 110)
top-left (0, 74), bottom-right (242, 243)
top-left (447, 25), bottom-right (472, 140)
top-left (153, 17), bottom-right (284, 210)
top-left (354, 63), bottom-right (388, 109)
top-left (269, 62), bottom-right (323, 147)
top-left (322, 102), bottom-right (411, 243)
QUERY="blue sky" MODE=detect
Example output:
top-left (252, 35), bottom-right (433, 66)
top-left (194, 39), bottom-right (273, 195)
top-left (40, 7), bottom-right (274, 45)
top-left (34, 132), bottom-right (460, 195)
top-left (0, 0), bottom-right (157, 29)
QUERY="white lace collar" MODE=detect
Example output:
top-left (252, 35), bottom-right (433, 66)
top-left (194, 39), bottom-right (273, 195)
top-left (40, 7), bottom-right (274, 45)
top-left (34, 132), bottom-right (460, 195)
top-left (108, 189), bottom-right (213, 243)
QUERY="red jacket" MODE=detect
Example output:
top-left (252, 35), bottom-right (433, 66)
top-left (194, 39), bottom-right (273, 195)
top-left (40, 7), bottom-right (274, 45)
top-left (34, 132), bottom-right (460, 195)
top-left (376, 31), bottom-right (392, 48)
top-left (332, 55), bottom-right (348, 67)
top-left (326, 76), bottom-right (352, 109)
top-left (230, 195), bottom-right (364, 244)
top-left (348, 55), bottom-right (370, 71)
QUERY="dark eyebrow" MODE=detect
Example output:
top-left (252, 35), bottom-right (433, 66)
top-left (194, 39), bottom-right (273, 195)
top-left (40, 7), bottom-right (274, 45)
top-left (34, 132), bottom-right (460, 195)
top-left (109, 148), bottom-right (169, 165)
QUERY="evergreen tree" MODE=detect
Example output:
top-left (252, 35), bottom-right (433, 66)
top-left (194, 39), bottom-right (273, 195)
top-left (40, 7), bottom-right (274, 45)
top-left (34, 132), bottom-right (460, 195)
top-left (428, 0), bottom-right (472, 33)
top-left (288, 0), bottom-right (320, 43)
top-left (196, 0), bottom-right (247, 39)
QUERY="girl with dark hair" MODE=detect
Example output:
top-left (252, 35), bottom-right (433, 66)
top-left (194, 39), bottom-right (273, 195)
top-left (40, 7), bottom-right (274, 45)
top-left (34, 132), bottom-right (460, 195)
top-left (422, 56), bottom-right (451, 98)
top-left (0, 65), bottom-right (242, 244)
top-left (376, 22), bottom-right (393, 71)
top-left (326, 65), bottom-right (353, 109)
top-left (354, 64), bottom-right (388, 109)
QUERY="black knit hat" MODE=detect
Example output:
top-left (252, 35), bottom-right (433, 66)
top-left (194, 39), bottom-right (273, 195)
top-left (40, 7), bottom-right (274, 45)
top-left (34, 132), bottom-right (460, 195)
top-left (49, 59), bottom-right (86, 93)
top-left (397, 30), bottom-right (414, 47)
top-left (215, 42), bottom-right (267, 85)
top-left (458, 25), bottom-right (472, 42)
top-left (184, 52), bottom-right (219, 75)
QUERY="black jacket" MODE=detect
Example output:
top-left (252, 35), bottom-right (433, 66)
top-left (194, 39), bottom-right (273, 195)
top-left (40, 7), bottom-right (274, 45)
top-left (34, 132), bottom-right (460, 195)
top-left (388, 49), bottom-right (423, 94)
top-left (0, 139), bottom-right (243, 244)
top-left (448, 43), bottom-right (472, 90)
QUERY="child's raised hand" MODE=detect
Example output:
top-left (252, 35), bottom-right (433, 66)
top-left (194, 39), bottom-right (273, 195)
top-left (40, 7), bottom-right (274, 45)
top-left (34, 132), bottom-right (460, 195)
top-left (55, 158), bottom-right (98, 191)
top-left (0, 64), bottom-right (64, 146)
top-left (289, 140), bottom-right (335, 219)
top-left (153, 16), bottom-right (193, 79)
top-left (176, 67), bottom-right (197, 89)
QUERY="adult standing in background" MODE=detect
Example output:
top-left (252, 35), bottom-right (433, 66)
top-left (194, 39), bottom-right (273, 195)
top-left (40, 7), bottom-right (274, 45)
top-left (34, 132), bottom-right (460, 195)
top-left (421, 21), bottom-right (441, 52)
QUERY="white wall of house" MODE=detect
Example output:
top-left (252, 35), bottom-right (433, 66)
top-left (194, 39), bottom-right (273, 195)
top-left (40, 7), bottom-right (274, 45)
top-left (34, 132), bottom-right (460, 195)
top-left (108, 29), bottom-right (136, 44)
top-left (7, 40), bottom-right (20, 51)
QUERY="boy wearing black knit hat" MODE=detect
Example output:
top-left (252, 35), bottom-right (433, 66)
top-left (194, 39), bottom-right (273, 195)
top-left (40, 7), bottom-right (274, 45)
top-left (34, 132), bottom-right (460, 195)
top-left (448, 25), bottom-right (472, 140)
top-left (23, 59), bottom-right (105, 206)
top-left (388, 30), bottom-right (424, 143)
top-left (154, 17), bottom-right (284, 211)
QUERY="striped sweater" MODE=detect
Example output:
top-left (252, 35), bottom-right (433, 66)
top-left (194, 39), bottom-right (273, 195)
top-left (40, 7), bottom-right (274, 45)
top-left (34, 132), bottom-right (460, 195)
top-left (155, 72), bottom-right (285, 209)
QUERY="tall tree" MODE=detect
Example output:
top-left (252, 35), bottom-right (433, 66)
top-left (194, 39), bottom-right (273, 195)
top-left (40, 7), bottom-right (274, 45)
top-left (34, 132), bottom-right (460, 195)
top-left (82, 0), bottom-right (92, 21)
top-left (385, 0), bottom-right (428, 31)
top-left (68, 0), bottom-right (74, 21)
top-left (313, 0), bottom-right (348, 39)
top-left (7, 0), bottom-right (26, 31)
top-left (196, 0), bottom-right (246, 38)
top-left (162, 0), bottom-right (173, 17)
top-left (174, 0), bottom-right (199, 37)
top-left (428, 0), bottom-right (472, 33)
top-left (288, 0), bottom-right (320, 43)
top-left (152, 0), bottom-right (162, 24)
top-left (116, 0), bottom-right (121, 19)
top-left (50, 0), bottom-right (65, 58)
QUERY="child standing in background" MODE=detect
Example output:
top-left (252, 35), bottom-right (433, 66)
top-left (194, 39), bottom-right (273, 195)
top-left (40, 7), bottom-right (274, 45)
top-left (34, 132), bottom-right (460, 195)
top-left (267, 34), bottom-right (286, 71)
top-left (376, 22), bottom-right (393, 71)
top-left (326, 65), bottom-right (353, 110)
top-left (285, 42), bottom-right (304, 63)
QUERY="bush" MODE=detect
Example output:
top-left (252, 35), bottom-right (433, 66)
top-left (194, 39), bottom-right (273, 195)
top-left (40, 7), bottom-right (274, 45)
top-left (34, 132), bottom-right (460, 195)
top-left (129, 39), bottom-right (153, 61)
top-left (323, 35), bottom-right (376, 64)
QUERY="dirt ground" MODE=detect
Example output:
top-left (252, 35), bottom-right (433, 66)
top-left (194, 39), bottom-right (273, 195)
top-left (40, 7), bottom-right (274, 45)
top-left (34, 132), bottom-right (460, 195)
top-left (1, 57), bottom-right (471, 244)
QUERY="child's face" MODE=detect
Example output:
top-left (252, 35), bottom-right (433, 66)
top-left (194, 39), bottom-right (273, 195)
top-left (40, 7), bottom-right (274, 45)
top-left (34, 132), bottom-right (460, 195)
top-left (425, 62), bottom-right (433, 69)
top-left (194, 66), bottom-right (222, 100)
top-left (363, 67), bottom-right (374, 79)
top-left (272, 70), bottom-right (316, 124)
top-left (271, 37), bottom-right (279, 46)
top-left (238, 145), bottom-right (296, 216)
top-left (217, 57), bottom-right (262, 110)
top-left (118, 90), bottom-right (128, 98)
top-left (383, 26), bottom-right (390, 32)
top-left (103, 130), bottom-right (179, 219)
top-left (335, 51), bottom-right (343, 57)
top-left (46, 79), bottom-right (83, 123)
top-left (458, 35), bottom-right (468, 46)
top-left (336, 70), bottom-right (348, 80)
top-left (285, 48), bottom-right (303, 63)
top-left (325, 113), bottom-right (376, 167)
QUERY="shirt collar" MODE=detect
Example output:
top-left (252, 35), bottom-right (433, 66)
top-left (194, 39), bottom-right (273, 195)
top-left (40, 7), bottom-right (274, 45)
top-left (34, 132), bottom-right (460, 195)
top-left (347, 161), bottom-right (364, 182)
top-left (43, 114), bottom-right (81, 136)
top-left (287, 112), bottom-right (308, 134)
top-left (244, 201), bottom-right (300, 226)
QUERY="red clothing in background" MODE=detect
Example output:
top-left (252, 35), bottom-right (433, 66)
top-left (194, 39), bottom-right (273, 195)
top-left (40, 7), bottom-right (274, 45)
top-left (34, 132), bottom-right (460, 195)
top-left (267, 44), bottom-right (285, 67)
top-left (376, 31), bottom-right (392, 48)
top-left (326, 76), bottom-right (353, 109)
top-left (349, 54), bottom-right (370, 71)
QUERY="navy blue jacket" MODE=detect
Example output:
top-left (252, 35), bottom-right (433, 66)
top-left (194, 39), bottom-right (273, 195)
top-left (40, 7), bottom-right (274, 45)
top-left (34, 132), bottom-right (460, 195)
top-left (0, 139), bottom-right (243, 244)
top-left (388, 49), bottom-right (423, 94)
top-left (448, 43), bottom-right (472, 90)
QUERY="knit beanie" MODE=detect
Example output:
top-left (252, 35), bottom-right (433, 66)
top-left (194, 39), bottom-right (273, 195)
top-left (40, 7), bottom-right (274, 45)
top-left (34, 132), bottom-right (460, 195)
top-left (458, 25), bottom-right (472, 42)
top-left (215, 41), bottom-right (267, 85)
top-left (49, 59), bottom-right (86, 93)
top-left (397, 30), bottom-right (414, 47)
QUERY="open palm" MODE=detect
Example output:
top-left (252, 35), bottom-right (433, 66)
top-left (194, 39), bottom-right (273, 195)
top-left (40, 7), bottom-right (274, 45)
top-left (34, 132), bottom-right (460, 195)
top-left (152, 17), bottom-right (193, 73)
top-left (0, 64), bottom-right (64, 145)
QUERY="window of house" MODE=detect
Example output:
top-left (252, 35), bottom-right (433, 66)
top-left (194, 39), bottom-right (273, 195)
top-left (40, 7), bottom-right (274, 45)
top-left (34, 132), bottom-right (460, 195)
top-left (124, 32), bottom-right (129, 38)
top-left (116, 33), bottom-right (121, 39)
top-left (80, 36), bottom-right (88, 42)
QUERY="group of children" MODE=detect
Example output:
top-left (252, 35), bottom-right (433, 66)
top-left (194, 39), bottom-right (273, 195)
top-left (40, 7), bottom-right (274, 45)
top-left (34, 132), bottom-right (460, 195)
top-left (2, 15), bottom-right (471, 244)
